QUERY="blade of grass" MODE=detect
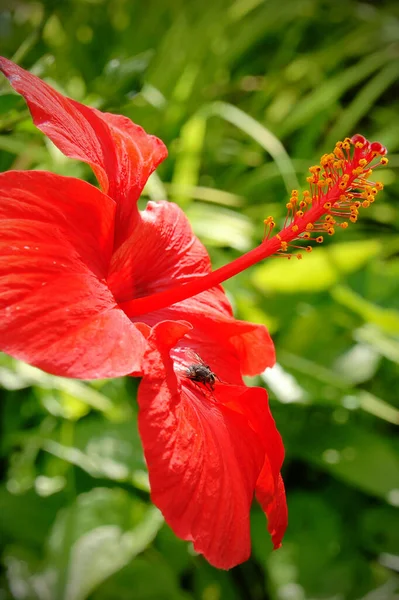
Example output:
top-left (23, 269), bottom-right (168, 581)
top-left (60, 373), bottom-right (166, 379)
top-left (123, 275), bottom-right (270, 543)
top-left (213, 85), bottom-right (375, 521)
top-left (326, 61), bottom-right (399, 147)
top-left (203, 101), bottom-right (299, 193)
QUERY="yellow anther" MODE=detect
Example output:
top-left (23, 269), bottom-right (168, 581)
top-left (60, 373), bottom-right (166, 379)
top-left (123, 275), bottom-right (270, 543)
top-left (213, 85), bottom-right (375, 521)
top-left (340, 222), bottom-right (349, 229)
top-left (381, 157), bottom-right (389, 165)
top-left (375, 182), bottom-right (384, 190)
top-left (352, 167), bottom-right (363, 176)
top-left (362, 200), bottom-right (370, 208)
top-left (296, 210), bottom-right (304, 218)
top-left (325, 215), bottom-right (334, 223)
top-left (306, 176), bottom-right (315, 183)
top-left (292, 225), bottom-right (299, 232)
top-left (291, 189), bottom-right (299, 196)
top-left (276, 234), bottom-right (282, 240)
top-left (349, 215), bottom-right (357, 223)
top-left (299, 201), bottom-right (307, 209)
top-left (355, 142), bottom-right (364, 149)
top-left (342, 141), bottom-right (350, 150)
top-left (316, 236), bottom-right (323, 243)
top-left (325, 177), bottom-right (333, 186)
top-left (309, 166), bottom-right (321, 173)
top-left (306, 223), bottom-right (314, 230)
top-left (302, 232), bottom-right (311, 240)
top-left (323, 202), bottom-right (332, 210)
top-left (286, 202), bottom-right (293, 209)
top-left (359, 158), bottom-right (367, 167)
top-left (327, 227), bottom-right (335, 236)
top-left (297, 253), bottom-right (303, 260)
top-left (306, 246), bottom-right (312, 253)
top-left (263, 217), bottom-right (275, 238)
top-left (367, 194), bottom-right (375, 202)
top-left (339, 181), bottom-right (347, 190)
top-left (281, 241), bottom-right (288, 251)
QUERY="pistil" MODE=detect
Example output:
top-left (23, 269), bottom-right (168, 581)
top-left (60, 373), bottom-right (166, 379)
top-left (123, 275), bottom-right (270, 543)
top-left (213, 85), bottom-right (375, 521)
top-left (121, 135), bottom-right (387, 318)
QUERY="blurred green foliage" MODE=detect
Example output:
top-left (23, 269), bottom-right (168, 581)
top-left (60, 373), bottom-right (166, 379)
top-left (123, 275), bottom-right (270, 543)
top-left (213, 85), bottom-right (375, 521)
top-left (0, 0), bottom-right (399, 598)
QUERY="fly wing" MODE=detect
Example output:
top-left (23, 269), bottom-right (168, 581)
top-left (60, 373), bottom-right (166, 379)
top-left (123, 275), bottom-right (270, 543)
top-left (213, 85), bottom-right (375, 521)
top-left (172, 347), bottom-right (205, 368)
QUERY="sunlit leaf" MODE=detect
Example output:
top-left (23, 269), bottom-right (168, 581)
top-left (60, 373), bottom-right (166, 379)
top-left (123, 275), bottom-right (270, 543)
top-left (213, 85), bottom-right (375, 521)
top-left (252, 240), bottom-right (382, 293)
top-left (48, 488), bottom-right (164, 600)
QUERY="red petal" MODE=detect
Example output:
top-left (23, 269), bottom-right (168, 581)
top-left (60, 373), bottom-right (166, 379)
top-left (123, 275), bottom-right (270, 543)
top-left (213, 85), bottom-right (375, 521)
top-left (256, 473), bottom-right (288, 550)
top-left (138, 321), bottom-right (266, 569)
top-left (220, 385), bottom-right (284, 488)
top-left (0, 57), bottom-right (167, 247)
top-left (0, 171), bottom-right (146, 378)
top-left (218, 383), bottom-right (287, 548)
top-left (181, 314), bottom-right (275, 379)
top-left (110, 201), bottom-right (275, 381)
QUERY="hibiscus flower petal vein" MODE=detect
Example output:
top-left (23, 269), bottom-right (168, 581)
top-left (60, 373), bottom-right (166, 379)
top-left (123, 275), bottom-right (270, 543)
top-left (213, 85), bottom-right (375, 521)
top-left (0, 56), bottom-right (168, 247)
top-left (0, 171), bottom-right (146, 378)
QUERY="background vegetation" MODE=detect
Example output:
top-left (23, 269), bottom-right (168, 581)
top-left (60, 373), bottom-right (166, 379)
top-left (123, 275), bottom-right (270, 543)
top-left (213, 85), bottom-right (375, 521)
top-left (0, 0), bottom-right (398, 598)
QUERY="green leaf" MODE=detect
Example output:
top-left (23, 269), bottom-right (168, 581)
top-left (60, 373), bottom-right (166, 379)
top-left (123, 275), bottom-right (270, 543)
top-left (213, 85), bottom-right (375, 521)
top-left (332, 285), bottom-right (399, 335)
top-left (171, 113), bottom-right (207, 207)
top-left (266, 492), bottom-right (372, 599)
top-left (279, 49), bottom-right (394, 136)
top-left (204, 101), bottom-right (299, 193)
top-left (0, 93), bottom-right (25, 114)
top-left (48, 488), bottom-right (164, 600)
top-left (355, 325), bottom-right (399, 365)
top-left (361, 505), bottom-right (399, 555)
top-left (92, 558), bottom-right (190, 600)
top-left (42, 418), bottom-right (147, 488)
top-left (186, 203), bottom-right (254, 251)
top-left (252, 240), bottom-right (382, 293)
top-left (282, 408), bottom-right (399, 500)
top-left (0, 486), bottom-right (64, 548)
top-left (0, 357), bottom-right (120, 420)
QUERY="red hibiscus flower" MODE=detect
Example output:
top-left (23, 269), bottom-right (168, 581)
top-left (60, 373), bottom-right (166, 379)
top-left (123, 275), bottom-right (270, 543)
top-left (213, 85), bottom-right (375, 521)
top-left (0, 57), bottom-right (387, 569)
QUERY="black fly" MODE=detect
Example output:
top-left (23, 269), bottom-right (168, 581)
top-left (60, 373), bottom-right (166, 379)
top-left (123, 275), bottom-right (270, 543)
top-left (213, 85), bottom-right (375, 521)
top-left (183, 351), bottom-right (219, 392)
